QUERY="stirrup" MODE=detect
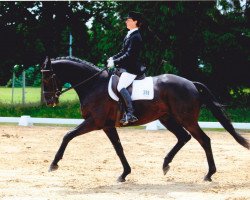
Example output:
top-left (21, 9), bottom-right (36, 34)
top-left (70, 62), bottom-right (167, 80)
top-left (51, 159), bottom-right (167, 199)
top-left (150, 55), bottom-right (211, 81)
top-left (120, 113), bottom-right (129, 125)
top-left (127, 113), bottom-right (138, 123)
top-left (120, 113), bottom-right (138, 125)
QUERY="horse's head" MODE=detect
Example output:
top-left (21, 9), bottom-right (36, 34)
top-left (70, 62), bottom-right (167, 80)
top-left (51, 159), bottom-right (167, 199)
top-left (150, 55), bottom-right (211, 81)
top-left (41, 56), bottom-right (62, 107)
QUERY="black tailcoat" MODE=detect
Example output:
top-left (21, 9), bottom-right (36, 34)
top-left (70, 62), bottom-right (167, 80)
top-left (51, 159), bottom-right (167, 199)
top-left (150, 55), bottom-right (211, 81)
top-left (113, 30), bottom-right (144, 75)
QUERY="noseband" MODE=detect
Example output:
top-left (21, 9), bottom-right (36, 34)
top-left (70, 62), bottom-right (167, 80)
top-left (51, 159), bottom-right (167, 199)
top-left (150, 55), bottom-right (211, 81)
top-left (41, 69), bottom-right (61, 103)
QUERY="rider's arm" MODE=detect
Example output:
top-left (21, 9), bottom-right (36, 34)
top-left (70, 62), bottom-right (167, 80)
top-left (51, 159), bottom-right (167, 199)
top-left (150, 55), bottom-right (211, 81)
top-left (112, 48), bottom-right (124, 60)
top-left (113, 36), bottom-right (141, 65)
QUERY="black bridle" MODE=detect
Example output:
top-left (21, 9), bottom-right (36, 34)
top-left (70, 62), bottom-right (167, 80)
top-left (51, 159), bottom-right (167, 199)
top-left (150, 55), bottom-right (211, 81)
top-left (41, 69), bottom-right (61, 99)
top-left (41, 66), bottom-right (108, 101)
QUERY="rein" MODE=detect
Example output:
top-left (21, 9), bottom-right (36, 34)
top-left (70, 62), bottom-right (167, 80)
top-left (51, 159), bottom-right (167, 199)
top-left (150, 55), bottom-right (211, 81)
top-left (41, 66), bottom-right (108, 98)
top-left (59, 66), bottom-right (108, 96)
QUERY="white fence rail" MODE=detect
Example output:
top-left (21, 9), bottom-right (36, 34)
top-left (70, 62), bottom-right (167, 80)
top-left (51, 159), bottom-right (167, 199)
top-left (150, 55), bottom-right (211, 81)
top-left (0, 116), bottom-right (249, 130)
top-left (145, 120), bottom-right (250, 130)
top-left (0, 116), bottom-right (83, 126)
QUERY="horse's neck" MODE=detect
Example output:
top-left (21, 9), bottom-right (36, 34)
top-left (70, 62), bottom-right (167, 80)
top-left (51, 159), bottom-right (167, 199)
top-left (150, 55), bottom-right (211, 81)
top-left (53, 61), bottom-right (105, 100)
top-left (53, 61), bottom-right (99, 86)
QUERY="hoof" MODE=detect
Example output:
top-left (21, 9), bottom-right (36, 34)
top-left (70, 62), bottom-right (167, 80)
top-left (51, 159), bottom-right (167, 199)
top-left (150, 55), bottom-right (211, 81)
top-left (163, 165), bottom-right (170, 175)
top-left (48, 164), bottom-right (59, 172)
top-left (117, 176), bottom-right (126, 183)
top-left (204, 176), bottom-right (212, 182)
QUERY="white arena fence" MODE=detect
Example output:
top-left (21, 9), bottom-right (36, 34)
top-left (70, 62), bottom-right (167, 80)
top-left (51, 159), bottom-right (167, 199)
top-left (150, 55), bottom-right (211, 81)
top-left (0, 116), bottom-right (249, 130)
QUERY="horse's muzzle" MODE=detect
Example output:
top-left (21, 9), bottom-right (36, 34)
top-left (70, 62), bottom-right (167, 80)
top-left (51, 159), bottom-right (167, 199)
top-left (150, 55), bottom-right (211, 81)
top-left (45, 97), bottom-right (59, 107)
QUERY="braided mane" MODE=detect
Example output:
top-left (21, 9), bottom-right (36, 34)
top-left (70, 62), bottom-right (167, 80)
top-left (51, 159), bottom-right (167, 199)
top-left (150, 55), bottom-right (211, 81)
top-left (51, 56), bottom-right (101, 72)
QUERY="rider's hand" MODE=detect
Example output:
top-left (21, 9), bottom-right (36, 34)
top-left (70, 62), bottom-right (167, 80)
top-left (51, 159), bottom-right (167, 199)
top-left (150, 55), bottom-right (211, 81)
top-left (107, 58), bottom-right (114, 68)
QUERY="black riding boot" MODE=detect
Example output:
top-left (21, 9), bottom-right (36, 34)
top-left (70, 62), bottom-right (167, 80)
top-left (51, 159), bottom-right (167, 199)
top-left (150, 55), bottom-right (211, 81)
top-left (119, 88), bottom-right (138, 125)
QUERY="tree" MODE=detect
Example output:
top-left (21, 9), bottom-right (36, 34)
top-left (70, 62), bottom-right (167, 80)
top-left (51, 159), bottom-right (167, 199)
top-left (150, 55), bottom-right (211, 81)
top-left (94, 1), bottom-right (249, 101)
top-left (0, 1), bottom-right (92, 84)
top-left (0, 1), bottom-right (249, 103)
top-left (0, 2), bottom-right (37, 84)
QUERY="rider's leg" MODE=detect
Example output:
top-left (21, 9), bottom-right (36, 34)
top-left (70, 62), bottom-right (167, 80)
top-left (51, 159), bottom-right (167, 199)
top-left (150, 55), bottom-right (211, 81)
top-left (119, 88), bottom-right (138, 124)
top-left (117, 72), bottom-right (138, 125)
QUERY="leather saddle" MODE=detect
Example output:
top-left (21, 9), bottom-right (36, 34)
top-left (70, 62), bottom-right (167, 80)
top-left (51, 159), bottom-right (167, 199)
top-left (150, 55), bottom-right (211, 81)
top-left (110, 68), bottom-right (146, 97)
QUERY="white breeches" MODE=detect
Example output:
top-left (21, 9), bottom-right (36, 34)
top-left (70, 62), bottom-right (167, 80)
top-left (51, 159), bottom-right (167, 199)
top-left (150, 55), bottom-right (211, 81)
top-left (117, 72), bottom-right (137, 92)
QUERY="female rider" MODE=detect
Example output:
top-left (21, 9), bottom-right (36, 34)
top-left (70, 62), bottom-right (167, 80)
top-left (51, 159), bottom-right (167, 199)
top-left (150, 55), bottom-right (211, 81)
top-left (107, 11), bottom-right (145, 125)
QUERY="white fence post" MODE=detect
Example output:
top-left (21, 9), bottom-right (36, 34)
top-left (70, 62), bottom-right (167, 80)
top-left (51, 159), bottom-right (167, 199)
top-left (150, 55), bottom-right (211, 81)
top-left (22, 70), bottom-right (26, 104)
top-left (11, 71), bottom-right (15, 104)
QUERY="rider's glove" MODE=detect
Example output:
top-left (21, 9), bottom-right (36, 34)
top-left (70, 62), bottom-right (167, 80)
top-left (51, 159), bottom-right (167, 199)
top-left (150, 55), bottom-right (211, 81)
top-left (107, 57), bottom-right (114, 68)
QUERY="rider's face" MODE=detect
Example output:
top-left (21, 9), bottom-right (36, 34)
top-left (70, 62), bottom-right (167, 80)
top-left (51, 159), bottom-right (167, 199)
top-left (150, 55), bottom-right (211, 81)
top-left (126, 18), bottom-right (138, 30)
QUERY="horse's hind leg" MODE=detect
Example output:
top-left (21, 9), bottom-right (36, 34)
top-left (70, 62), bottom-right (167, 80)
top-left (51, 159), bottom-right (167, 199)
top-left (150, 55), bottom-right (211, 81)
top-left (159, 117), bottom-right (191, 175)
top-left (185, 123), bottom-right (216, 181)
top-left (103, 127), bottom-right (131, 182)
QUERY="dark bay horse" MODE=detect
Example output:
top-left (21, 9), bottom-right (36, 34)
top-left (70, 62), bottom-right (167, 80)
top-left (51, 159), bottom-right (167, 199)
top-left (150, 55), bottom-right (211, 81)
top-left (41, 56), bottom-right (249, 182)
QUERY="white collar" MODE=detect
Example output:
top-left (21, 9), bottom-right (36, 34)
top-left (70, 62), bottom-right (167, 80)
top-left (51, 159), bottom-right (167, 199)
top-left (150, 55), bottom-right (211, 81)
top-left (126, 28), bottom-right (138, 38)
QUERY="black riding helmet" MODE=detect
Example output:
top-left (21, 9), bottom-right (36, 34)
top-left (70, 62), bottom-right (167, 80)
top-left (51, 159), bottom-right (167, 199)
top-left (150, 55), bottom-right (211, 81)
top-left (126, 11), bottom-right (144, 27)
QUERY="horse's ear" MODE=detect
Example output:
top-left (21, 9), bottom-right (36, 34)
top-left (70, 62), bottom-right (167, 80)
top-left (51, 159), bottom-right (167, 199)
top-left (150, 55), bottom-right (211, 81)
top-left (44, 56), bottom-right (51, 69)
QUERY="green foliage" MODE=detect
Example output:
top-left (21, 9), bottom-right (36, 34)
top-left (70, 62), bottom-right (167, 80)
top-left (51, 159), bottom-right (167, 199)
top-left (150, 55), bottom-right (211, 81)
top-left (199, 107), bottom-right (250, 122)
top-left (230, 87), bottom-right (250, 107)
top-left (6, 65), bottom-right (41, 87)
top-left (1, 1), bottom-right (250, 104)
top-left (163, 63), bottom-right (179, 75)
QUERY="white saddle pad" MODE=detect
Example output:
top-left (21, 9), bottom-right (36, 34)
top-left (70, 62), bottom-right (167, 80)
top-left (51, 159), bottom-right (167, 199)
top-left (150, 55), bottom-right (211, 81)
top-left (108, 75), bottom-right (154, 101)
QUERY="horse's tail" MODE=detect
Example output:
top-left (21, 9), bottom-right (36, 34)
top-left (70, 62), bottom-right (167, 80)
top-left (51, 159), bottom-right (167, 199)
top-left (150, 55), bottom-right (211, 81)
top-left (193, 82), bottom-right (249, 150)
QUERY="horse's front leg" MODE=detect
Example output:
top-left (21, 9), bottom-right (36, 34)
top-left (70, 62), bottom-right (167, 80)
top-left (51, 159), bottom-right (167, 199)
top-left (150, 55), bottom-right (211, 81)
top-left (103, 127), bottom-right (131, 182)
top-left (49, 118), bottom-right (96, 172)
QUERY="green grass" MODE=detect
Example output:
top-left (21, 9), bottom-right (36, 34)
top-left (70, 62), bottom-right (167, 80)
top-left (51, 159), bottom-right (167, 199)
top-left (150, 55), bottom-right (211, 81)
top-left (0, 87), bottom-right (81, 118)
top-left (0, 101), bottom-right (82, 118)
top-left (0, 101), bottom-right (249, 122)
top-left (0, 87), bottom-right (249, 122)
top-left (0, 87), bottom-right (79, 104)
